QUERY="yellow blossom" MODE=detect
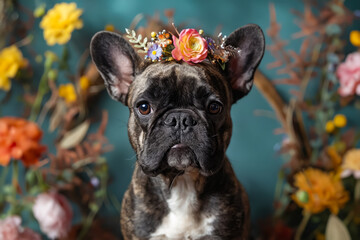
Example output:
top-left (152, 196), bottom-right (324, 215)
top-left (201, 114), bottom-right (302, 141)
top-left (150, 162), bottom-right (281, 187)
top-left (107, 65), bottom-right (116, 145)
top-left (0, 45), bottom-right (28, 91)
top-left (333, 114), bottom-right (347, 128)
top-left (292, 168), bottom-right (349, 214)
top-left (326, 146), bottom-right (342, 169)
top-left (79, 75), bottom-right (90, 90)
top-left (40, 2), bottom-right (83, 46)
top-left (350, 30), bottom-right (360, 47)
top-left (325, 121), bottom-right (335, 133)
top-left (59, 83), bottom-right (77, 103)
top-left (341, 149), bottom-right (360, 179)
top-left (105, 24), bottom-right (115, 32)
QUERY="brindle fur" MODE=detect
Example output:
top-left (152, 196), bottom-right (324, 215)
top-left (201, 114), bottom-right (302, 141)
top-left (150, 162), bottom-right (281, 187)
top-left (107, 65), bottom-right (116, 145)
top-left (90, 24), bottom-right (265, 240)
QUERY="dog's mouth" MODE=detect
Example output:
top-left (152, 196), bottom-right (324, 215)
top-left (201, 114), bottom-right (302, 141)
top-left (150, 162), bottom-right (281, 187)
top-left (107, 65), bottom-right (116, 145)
top-left (165, 143), bottom-right (198, 171)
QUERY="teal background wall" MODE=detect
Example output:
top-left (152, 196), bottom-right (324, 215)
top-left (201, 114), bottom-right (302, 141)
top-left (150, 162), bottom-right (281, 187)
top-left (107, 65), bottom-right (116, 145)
top-left (2, 0), bottom-right (360, 227)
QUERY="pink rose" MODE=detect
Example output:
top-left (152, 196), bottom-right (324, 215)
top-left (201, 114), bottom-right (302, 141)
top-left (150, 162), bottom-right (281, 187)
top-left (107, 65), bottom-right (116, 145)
top-left (336, 52), bottom-right (360, 97)
top-left (32, 192), bottom-right (73, 239)
top-left (0, 216), bottom-right (41, 240)
top-left (172, 29), bottom-right (208, 64)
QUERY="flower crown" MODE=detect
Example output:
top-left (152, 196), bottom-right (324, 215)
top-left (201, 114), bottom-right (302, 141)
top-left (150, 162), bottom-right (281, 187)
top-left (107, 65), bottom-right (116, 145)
top-left (125, 26), bottom-right (239, 69)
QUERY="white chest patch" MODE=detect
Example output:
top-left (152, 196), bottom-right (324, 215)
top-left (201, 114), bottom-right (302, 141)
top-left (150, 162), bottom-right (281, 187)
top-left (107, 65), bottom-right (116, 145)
top-left (150, 173), bottom-right (215, 240)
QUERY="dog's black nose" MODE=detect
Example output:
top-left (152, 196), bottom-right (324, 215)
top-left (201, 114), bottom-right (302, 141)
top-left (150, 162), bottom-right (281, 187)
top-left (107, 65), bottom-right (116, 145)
top-left (164, 111), bottom-right (197, 130)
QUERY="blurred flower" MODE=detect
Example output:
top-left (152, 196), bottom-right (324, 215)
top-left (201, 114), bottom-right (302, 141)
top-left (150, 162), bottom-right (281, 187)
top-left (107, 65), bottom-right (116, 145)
top-left (90, 177), bottom-right (100, 187)
top-left (0, 45), bottom-right (28, 91)
top-left (40, 2), bottom-right (83, 46)
top-left (336, 52), bottom-right (360, 97)
top-left (172, 29), bottom-right (208, 64)
top-left (147, 44), bottom-right (162, 61)
top-left (341, 149), bottom-right (360, 179)
top-left (325, 120), bottom-right (335, 133)
top-left (79, 75), bottom-right (90, 91)
top-left (0, 216), bottom-right (41, 240)
top-left (33, 192), bottom-right (73, 239)
top-left (292, 168), bottom-right (349, 214)
top-left (0, 117), bottom-right (46, 166)
top-left (333, 114), bottom-right (347, 128)
top-left (350, 30), bottom-right (360, 47)
top-left (59, 83), bottom-right (77, 104)
top-left (326, 146), bottom-right (342, 169)
top-left (104, 24), bottom-right (115, 32)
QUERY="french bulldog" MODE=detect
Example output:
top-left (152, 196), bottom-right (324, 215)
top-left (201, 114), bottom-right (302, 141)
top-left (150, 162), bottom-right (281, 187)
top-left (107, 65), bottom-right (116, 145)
top-left (90, 24), bottom-right (265, 240)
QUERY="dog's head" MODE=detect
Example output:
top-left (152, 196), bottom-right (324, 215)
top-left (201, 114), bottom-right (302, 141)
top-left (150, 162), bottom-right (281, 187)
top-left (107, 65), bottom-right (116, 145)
top-left (90, 25), bottom-right (264, 177)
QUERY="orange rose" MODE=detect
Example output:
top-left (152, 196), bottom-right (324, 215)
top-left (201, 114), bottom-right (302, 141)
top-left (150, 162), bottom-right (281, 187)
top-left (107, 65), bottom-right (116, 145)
top-left (172, 29), bottom-right (208, 64)
top-left (0, 117), bottom-right (46, 166)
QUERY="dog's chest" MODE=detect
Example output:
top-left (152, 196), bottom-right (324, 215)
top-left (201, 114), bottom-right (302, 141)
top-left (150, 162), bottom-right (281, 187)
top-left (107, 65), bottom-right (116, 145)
top-left (150, 174), bottom-right (215, 240)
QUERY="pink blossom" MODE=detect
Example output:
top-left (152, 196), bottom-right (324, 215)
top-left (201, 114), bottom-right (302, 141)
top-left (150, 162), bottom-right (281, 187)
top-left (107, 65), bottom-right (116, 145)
top-left (32, 192), bottom-right (73, 239)
top-left (172, 29), bottom-right (208, 64)
top-left (0, 215), bottom-right (41, 240)
top-left (336, 52), bottom-right (360, 97)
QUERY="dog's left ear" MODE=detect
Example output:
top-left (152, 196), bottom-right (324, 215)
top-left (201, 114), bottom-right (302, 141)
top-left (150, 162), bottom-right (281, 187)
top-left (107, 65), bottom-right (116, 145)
top-left (90, 31), bottom-right (141, 105)
top-left (225, 24), bottom-right (265, 103)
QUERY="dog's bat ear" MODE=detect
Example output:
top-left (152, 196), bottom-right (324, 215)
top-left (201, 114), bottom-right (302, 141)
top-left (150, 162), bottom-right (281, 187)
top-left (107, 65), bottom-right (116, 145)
top-left (90, 31), bottom-right (141, 105)
top-left (225, 24), bottom-right (265, 103)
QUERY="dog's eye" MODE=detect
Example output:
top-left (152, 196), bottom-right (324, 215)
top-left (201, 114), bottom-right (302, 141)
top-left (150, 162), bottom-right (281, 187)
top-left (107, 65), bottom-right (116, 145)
top-left (208, 102), bottom-right (223, 114)
top-left (138, 102), bottom-right (151, 115)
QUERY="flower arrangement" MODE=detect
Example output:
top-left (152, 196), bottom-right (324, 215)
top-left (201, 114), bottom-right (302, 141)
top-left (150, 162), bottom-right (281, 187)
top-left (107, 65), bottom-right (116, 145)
top-left (255, 1), bottom-right (360, 239)
top-left (125, 25), bottom-right (237, 68)
top-left (0, 2), bottom-right (116, 239)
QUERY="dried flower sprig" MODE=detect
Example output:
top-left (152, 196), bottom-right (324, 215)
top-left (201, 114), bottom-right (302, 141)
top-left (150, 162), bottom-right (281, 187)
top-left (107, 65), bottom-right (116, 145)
top-left (125, 28), bottom-right (148, 53)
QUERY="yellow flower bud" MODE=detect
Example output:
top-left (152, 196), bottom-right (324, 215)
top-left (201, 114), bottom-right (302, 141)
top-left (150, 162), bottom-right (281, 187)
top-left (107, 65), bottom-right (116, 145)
top-left (33, 5), bottom-right (46, 18)
top-left (350, 30), bottom-right (360, 47)
top-left (105, 24), bottom-right (115, 32)
top-left (325, 121), bottom-right (335, 133)
top-left (333, 114), bottom-right (347, 128)
top-left (58, 83), bottom-right (77, 104)
top-left (151, 32), bottom-right (157, 38)
top-left (79, 76), bottom-right (90, 91)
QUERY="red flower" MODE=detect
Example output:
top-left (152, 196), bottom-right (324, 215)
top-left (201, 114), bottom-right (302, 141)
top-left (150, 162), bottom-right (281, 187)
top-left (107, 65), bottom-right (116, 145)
top-left (172, 29), bottom-right (208, 64)
top-left (0, 117), bottom-right (46, 166)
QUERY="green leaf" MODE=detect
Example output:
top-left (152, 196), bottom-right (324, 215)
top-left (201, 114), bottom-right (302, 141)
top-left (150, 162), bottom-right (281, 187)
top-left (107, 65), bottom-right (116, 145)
top-left (49, 101), bottom-right (67, 132)
top-left (95, 189), bottom-right (106, 198)
top-left (89, 202), bottom-right (99, 212)
top-left (62, 169), bottom-right (74, 182)
top-left (59, 120), bottom-right (90, 149)
top-left (25, 169), bottom-right (37, 185)
top-left (325, 214), bottom-right (351, 240)
top-left (325, 24), bottom-right (341, 36)
top-left (3, 185), bottom-right (16, 195)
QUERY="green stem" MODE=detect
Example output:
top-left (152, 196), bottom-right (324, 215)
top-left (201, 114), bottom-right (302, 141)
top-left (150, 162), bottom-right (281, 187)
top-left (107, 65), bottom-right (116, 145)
top-left (9, 160), bottom-right (19, 214)
top-left (295, 211), bottom-right (312, 240)
top-left (344, 179), bottom-right (360, 225)
top-left (77, 171), bottom-right (108, 239)
top-left (0, 165), bottom-right (9, 191)
top-left (29, 62), bottom-right (52, 122)
top-left (355, 179), bottom-right (360, 202)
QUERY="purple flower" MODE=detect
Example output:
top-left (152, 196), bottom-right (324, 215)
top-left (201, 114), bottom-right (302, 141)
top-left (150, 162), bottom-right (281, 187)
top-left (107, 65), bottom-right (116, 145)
top-left (147, 44), bottom-right (162, 60)
top-left (90, 177), bottom-right (100, 187)
top-left (206, 37), bottom-right (216, 51)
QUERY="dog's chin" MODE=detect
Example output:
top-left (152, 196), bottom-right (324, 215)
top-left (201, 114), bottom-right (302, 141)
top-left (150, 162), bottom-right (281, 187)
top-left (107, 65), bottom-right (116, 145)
top-left (139, 143), bottom-right (224, 177)
top-left (166, 144), bottom-right (197, 171)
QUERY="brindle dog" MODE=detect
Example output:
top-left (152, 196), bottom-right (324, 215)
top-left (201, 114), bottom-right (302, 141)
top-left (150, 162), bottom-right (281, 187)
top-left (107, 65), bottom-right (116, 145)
top-left (90, 24), bottom-right (265, 240)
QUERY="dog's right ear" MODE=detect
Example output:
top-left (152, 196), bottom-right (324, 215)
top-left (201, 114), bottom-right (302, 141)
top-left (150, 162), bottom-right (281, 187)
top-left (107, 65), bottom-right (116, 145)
top-left (90, 31), bottom-right (141, 105)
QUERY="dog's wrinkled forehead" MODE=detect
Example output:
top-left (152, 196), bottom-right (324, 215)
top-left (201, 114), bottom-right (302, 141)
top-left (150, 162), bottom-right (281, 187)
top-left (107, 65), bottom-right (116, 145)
top-left (128, 62), bottom-right (230, 107)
